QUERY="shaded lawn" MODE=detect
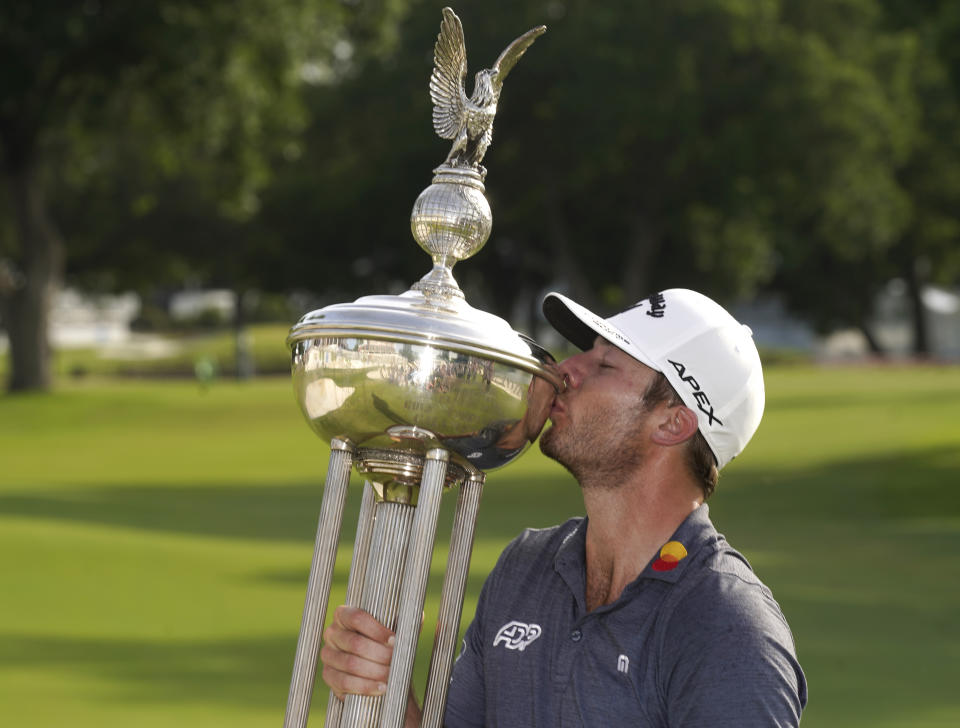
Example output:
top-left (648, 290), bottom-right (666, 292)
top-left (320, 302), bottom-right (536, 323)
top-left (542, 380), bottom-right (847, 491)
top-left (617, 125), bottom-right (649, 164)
top-left (0, 368), bottom-right (958, 726)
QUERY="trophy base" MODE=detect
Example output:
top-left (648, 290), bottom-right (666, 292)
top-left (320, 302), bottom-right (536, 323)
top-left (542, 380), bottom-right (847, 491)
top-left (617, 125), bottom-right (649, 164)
top-left (354, 447), bottom-right (469, 504)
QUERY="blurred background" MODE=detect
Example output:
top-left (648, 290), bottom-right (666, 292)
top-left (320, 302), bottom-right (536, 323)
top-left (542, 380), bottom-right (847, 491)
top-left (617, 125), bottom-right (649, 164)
top-left (1, 1), bottom-right (958, 726)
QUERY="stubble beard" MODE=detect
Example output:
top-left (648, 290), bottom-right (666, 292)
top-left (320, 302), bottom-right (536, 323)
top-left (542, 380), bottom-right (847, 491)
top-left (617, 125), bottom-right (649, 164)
top-left (539, 395), bottom-right (649, 489)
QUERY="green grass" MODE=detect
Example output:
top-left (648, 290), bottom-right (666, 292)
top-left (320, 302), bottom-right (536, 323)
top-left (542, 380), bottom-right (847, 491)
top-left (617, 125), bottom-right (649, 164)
top-left (1, 366), bottom-right (959, 726)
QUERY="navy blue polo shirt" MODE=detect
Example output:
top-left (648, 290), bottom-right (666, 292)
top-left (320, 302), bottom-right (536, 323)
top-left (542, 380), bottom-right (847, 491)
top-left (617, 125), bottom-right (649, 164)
top-left (444, 504), bottom-right (807, 727)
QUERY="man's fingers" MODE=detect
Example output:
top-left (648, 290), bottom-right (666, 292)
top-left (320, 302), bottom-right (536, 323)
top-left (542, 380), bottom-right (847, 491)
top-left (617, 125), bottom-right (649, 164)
top-left (320, 642), bottom-right (392, 682)
top-left (335, 605), bottom-right (395, 645)
top-left (324, 618), bottom-right (394, 666)
top-left (319, 605), bottom-right (397, 697)
top-left (321, 662), bottom-right (387, 698)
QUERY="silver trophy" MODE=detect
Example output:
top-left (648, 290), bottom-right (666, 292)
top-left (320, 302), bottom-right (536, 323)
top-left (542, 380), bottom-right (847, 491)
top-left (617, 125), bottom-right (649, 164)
top-left (283, 8), bottom-right (553, 728)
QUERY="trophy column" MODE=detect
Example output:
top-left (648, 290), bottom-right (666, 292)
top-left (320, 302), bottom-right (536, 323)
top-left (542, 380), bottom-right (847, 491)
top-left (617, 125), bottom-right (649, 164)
top-left (420, 471), bottom-right (485, 727)
top-left (339, 496), bottom-right (417, 726)
top-left (323, 481), bottom-right (377, 727)
top-left (291, 447), bottom-right (478, 728)
top-left (283, 439), bottom-right (355, 728)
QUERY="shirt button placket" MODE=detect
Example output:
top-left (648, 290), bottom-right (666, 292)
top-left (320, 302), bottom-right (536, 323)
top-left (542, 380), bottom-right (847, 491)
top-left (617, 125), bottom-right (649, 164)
top-left (553, 623), bottom-right (583, 685)
top-left (558, 626), bottom-right (586, 728)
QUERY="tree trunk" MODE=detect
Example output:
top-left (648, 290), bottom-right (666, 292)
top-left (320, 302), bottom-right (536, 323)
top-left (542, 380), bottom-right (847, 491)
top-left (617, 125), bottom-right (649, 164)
top-left (546, 197), bottom-right (599, 312)
top-left (905, 261), bottom-right (930, 358)
top-left (621, 216), bottom-right (660, 305)
top-left (2, 163), bottom-right (65, 392)
top-left (858, 319), bottom-right (885, 357)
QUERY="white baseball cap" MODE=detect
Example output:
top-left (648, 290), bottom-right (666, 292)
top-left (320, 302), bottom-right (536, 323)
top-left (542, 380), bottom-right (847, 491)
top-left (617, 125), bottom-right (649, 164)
top-left (542, 289), bottom-right (764, 469)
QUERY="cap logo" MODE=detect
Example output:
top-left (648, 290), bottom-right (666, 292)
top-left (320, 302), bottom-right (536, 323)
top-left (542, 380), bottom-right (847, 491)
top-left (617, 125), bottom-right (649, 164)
top-left (645, 292), bottom-right (667, 318)
top-left (625, 292), bottom-right (667, 319)
top-left (667, 359), bottom-right (723, 427)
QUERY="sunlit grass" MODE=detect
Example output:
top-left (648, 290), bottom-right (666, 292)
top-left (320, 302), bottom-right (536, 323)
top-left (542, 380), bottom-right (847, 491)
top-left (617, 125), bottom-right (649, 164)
top-left (0, 366), bottom-right (958, 726)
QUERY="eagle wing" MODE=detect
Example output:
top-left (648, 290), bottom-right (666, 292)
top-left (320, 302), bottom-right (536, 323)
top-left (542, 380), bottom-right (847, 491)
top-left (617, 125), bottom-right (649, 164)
top-left (430, 7), bottom-right (468, 140)
top-left (492, 24), bottom-right (546, 88)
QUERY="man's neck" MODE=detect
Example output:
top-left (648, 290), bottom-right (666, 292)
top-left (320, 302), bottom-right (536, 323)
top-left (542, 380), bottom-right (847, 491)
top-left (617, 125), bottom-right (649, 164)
top-left (581, 463), bottom-right (702, 612)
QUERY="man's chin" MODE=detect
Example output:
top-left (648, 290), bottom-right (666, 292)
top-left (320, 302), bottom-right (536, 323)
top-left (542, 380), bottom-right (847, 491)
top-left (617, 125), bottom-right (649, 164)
top-left (538, 425), bottom-right (554, 454)
top-left (539, 426), bottom-right (583, 482)
top-left (538, 424), bottom-right (563, 462)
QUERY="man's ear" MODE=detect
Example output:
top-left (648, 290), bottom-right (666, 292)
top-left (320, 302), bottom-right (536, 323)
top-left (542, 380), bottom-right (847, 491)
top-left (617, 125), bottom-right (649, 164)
top-left (650, 405), bottom-right (699, 447)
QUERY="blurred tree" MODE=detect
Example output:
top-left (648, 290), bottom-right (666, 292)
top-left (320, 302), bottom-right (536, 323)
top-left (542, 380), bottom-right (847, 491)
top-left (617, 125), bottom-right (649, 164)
top-left (772, 0), bottom-right (960, 354)
top-left (761, 0), bottom-right (916, 351)
top-left (268, 0), bottom-right (933, 348)
top-left (252, 6), bottom-right (440, 306)
top-left (498, 0), bottom-right (918, 344)
top-left (876, 0), bottom-right (960, 355)
top-left (0, 0), bottom-right (410, 392)
top-left (8, 0), bottom-right (955, 385)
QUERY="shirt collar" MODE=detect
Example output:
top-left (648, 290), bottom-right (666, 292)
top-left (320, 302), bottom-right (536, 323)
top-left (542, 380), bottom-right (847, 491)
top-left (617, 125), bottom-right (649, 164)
top-left (554, 517), bottom-right (589, 613)
top-left (553, 504), bottom-right (719, 602)
top-left (636, 503), bottom-right (717, 584)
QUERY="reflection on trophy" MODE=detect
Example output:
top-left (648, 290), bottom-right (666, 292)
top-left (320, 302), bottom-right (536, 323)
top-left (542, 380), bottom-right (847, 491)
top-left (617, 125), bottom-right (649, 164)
top-left (283, 8), bottom-right (553, 728)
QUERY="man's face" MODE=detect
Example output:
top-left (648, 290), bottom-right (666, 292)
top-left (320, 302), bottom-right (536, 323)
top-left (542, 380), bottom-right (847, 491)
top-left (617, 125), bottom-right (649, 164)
top-left (540, 337), bottom-right (659, 485)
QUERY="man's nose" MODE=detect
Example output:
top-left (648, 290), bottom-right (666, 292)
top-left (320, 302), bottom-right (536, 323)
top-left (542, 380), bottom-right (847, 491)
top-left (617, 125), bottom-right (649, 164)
top-left (558, 352), bottom-right (587, 390)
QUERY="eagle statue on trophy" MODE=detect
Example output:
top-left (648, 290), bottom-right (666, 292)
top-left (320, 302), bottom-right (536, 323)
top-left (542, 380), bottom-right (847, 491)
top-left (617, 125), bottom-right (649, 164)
top-left (430, 7), bottom-right (546, 177)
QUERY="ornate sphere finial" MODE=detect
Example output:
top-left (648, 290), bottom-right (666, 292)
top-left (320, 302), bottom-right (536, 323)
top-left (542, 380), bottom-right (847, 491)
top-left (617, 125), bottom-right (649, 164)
top-left (409, 8), bottom-right (545, 303)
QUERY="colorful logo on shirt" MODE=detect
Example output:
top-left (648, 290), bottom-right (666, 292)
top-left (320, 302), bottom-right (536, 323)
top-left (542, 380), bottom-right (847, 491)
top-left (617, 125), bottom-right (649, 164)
top-left (493, 620), bottom-right (542, 651)
top-left (651, 541), bottom-right (688, 572)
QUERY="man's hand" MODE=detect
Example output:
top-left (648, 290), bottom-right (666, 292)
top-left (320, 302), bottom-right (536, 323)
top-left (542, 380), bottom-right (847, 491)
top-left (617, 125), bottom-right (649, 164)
top-left (320, 605), bottom-right (423, 727)
top-left (321, 605), bottom-right (395, 698)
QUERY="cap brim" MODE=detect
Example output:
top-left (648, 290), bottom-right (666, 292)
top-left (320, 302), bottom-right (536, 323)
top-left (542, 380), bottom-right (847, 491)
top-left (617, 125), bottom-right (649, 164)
top-left (542, 293), bottom-right (659, 371)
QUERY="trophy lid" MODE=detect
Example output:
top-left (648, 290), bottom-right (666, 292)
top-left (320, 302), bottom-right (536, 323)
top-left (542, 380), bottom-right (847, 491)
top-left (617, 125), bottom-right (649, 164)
top-left (287, 289), bottom-right (554, 380)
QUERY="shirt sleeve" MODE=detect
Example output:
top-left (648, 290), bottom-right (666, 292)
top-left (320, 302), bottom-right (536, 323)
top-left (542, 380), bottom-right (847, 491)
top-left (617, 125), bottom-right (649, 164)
top-left (662, 575), bottom-right (808, 727)
top-left (441, 611), bottom-right (486, 728)
top-left (442, 540), bottom-right (507, 728)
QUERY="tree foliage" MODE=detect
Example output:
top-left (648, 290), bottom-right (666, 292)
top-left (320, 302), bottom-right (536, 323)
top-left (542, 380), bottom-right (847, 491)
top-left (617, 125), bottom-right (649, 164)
top-left (3, 0), bottom-right (959, 392)
top-left (0, 0), bottom-right (410, 391)
top-left (273, 0), bottom-right (957, 350)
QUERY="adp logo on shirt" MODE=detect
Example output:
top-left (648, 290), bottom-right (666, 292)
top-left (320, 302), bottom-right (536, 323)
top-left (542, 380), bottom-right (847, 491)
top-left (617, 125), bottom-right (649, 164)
top-left (493, 620), bottom-right (542, 651)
